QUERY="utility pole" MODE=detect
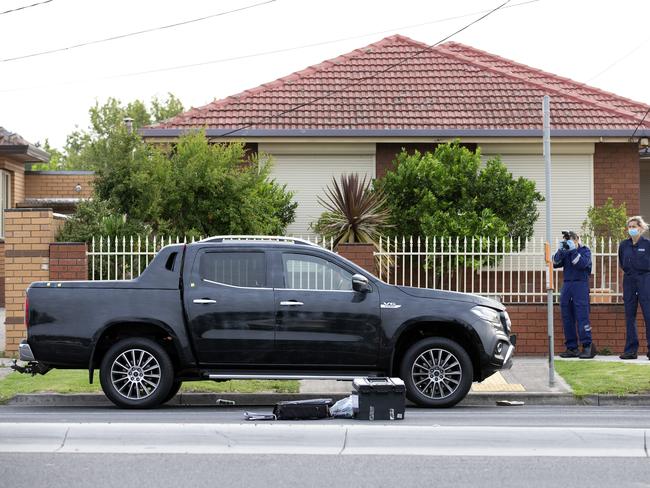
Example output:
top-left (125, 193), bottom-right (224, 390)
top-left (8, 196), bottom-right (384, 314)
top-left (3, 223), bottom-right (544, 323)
top-left (543, 95), bottom-right (555, 386)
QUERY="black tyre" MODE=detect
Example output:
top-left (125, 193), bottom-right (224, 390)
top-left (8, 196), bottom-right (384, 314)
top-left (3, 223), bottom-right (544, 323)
top-left (99, 337), bottom-right (174, 409)
top-left (400, 337), bottom-right (473, 408)
top-left (162, 380), bottom-right (183, 404)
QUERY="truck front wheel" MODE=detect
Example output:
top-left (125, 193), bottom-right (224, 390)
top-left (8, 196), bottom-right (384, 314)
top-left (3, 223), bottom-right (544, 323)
top-left (400, 337), bottom-right (473, 408)
top-left (99, 337), bottom-right (174, 409)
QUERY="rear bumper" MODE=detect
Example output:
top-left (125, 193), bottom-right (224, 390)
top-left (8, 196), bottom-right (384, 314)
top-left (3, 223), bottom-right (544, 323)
top-left (19, 340), bottom-right (35, 362)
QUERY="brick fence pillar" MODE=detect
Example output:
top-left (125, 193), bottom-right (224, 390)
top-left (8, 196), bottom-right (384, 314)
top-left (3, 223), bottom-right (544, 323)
top-left (337, 243), bottom-right (376, 275)
top-left (4, 208), bottom-right (57, 355)
top-left (49, 243), bottom-right (88, 280)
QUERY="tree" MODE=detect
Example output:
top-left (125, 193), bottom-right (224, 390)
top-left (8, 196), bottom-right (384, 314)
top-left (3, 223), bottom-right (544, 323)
top-left (33, 94), bottom-right (184, 171)
top-left (312, 173), bottom-right (391, 247)
top-left (58, 131), bottom-right (297, 241)
top-left (581, 197), bottom-right (628, 244)
top-left (375, 141), bottom-right (543, 242)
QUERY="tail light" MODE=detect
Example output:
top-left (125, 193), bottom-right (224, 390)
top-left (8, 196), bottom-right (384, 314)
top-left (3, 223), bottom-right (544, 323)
top-left (24, 295), bottom-right (29, 328)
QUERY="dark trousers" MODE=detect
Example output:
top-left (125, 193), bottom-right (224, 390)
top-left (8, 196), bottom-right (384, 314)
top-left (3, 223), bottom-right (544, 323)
top-left (623, 273), bottom-right (650, 354)
top-left (560, 281), bottom-right (592, 349)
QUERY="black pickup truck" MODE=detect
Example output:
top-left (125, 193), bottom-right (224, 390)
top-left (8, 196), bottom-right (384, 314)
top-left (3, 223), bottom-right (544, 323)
top-left (16, 236), bottom-right (515, 409)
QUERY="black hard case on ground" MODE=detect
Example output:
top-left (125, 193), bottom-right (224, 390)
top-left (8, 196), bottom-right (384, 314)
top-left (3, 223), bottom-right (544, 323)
top-left (272, 398), bottom-right (332, 420)
top-left (352, 377), bottom-right (406, 420)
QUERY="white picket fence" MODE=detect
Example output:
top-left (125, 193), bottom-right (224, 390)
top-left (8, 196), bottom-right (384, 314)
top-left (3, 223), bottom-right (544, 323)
top-left (87, 234), bottom-right (623, 304)
top-left (376, 236), bottom-right (623, 304)
top-left (87, 235), bottom-right (334, 281)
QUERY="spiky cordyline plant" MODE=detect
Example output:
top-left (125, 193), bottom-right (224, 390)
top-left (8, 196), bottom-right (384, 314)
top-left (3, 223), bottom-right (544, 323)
top-left (314, 173), bottom-right (391, 248)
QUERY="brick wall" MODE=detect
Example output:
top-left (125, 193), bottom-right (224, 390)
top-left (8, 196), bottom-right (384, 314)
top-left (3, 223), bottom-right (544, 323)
top-left (4, 209), bottom-right (57, 354)
top-left (509, 304), bottom-right (646, 355)
top-left (49, 243), bottom-right (88, 281)
top-left (24, 172), bottom-right (95, 199)
top-left (593, 143), bottom-right (640, 215)
top-left (337, 243), bottom-right (376, 275)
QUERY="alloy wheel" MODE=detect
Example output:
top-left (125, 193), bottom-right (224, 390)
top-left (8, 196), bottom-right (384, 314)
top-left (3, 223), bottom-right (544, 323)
top-left (411, 348), bottom-right (463, 399)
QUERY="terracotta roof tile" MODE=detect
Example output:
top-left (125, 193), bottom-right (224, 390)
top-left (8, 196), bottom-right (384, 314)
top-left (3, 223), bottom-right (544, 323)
top-left (153, 35), bottom-right (650, 132)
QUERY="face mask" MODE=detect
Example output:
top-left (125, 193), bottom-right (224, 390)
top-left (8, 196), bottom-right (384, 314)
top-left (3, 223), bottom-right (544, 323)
top-left (629, 228), bottom-right (640, 237)
top-left (567, 239), bottom-right (576, 250)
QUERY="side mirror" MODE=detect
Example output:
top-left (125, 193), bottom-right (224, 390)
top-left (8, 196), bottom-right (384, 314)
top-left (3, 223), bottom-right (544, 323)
top-left (351, 274), bottom-right (371, 293)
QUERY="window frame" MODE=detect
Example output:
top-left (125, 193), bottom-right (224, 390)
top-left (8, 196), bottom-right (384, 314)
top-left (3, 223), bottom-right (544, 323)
top-left (279, 251), bottom-right (357, 292)
top-left (0, 170), bottom-right (10, 239)
top-left (196, 249), bottom-right (269, 290)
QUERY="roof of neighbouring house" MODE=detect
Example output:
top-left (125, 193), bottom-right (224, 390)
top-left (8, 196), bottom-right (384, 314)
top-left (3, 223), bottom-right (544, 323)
top-left (142, 35), bottom-right (650, 138)
top-left (0, 126), bottom-right (50, 162)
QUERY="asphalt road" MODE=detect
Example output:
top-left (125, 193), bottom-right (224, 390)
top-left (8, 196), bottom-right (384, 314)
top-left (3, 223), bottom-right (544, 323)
top-left (2, 405), bottom-right (650, 487)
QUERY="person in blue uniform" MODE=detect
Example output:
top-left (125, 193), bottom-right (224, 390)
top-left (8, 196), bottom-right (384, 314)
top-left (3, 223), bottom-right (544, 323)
top-left (618, 216), bottom-right (650, 360)
top-left (553, 230), bottom-right (596, 359)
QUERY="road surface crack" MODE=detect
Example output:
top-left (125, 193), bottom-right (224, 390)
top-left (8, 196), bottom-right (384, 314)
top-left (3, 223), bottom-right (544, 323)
top-left (213, 429), bottom-right (234, 447)
top-left (644, 430), bottom-right (648, 458)
top-left (338, 428), bottom-right (348, 455)
top-left (55, 427), bottom-right (70, 452)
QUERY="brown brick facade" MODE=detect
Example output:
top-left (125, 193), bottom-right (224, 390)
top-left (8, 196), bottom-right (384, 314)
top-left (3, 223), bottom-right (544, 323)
top-left (0, 158), bottom-right (25, 206)
top-left (593, 142), bottom-right (640, 215)
top-left (337, 243), bottom-right (376, 275)
top-left (508, 304), bottom-right (645, 356)
top-left (50, 243), bottom-right (88, 281)
top-left (24, 172), bottom-right (95, 199)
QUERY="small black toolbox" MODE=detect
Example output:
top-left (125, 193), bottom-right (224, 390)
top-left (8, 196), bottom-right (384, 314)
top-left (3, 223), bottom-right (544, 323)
top-left (352, 377), bottom-right (405, 420)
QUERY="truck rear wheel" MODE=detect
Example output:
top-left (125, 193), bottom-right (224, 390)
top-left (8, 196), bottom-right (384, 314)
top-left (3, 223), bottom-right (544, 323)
top-left (400, 337), bottom-right (473, 408)
top-left (99, 337), bottom-right (174, 409)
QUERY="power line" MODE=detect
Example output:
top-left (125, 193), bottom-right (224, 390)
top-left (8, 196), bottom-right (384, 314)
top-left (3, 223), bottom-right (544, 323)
top-left (0, 0), bottom-right (276, 63)
top-left (587, 34), bottom-right (650, 82)
top-left (630, 107), bottom-right (650, 140)
top-left (216, 0), bottom-right (513, 137)
top-left (0, 0), bottom-right (539, 93)
top-left (0, 0), bottom-right (52, 16)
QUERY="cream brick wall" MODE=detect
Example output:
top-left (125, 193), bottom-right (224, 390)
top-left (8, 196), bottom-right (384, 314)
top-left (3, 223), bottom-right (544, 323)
top-left (25, 172), bottom-right (94, 199)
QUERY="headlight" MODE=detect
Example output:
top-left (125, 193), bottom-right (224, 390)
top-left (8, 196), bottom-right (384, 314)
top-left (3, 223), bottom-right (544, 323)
top-left (470, 305), bottom-right (503, 331)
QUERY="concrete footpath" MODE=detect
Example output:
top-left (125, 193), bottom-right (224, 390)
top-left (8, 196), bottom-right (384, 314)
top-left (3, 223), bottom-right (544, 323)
top-left (2, 356), bottom-right (650, 407)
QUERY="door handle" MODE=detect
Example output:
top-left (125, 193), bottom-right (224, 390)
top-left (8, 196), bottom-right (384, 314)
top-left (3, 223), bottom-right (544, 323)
top-left (193, 299), bottom-right (217, 304)
top-left (280, 301), bottom-right (304, 306)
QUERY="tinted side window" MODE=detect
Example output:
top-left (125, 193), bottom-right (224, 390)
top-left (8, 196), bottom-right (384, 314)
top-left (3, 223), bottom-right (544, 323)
top-left (282, 253), bottom-right (353, 290)
top-left (200, 252), bottom-right (266, 288)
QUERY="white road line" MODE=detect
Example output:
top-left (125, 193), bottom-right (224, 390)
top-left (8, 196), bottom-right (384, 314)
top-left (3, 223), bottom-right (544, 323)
top-left (0, 423), bottom-right (647, 457)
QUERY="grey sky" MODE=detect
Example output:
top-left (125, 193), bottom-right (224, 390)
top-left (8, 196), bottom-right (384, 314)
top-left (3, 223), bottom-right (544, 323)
top-left (1, 0), bottom-right (648, 149)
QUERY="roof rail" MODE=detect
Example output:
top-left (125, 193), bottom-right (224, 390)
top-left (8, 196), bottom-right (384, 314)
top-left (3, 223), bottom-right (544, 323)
top-left (199, 235), bottom-right (319, 247)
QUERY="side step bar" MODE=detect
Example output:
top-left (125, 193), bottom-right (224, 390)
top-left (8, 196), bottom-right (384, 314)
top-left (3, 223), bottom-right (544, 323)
top-left (207, 374), bottom-right (360, 381)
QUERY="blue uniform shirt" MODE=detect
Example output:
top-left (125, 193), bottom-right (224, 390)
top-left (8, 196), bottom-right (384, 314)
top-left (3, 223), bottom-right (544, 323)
top-left (618, 235), bottom-right (650, 276)
top-left (553, 245), bottom-right (592, 281)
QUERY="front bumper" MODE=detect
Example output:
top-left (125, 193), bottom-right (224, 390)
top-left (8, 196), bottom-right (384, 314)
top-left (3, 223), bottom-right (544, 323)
top-left (18, 340), bottom-right (35, 361)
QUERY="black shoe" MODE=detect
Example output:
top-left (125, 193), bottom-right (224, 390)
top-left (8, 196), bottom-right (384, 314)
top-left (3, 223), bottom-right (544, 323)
top-left (559, 348), bottom-right (580, 358)
top-left (619, 352), bottom-right (638, 359)
top-left (646, 352), bottom-right (650, 361)
top-left (579, 344), bottom-right (597, 359)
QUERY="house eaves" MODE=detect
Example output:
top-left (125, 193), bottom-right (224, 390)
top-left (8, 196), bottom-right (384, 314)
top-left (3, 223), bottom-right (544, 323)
top-left (0, 144), bottom-right (50, 163)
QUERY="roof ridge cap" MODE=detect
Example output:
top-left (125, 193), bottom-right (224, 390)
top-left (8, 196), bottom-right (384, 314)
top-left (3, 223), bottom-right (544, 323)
top-left (439, 42), bottom-right (650, 125)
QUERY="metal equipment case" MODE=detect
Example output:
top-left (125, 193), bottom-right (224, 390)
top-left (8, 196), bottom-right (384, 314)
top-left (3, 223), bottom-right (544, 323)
top-left (352, 377), bottom-right (406, 420)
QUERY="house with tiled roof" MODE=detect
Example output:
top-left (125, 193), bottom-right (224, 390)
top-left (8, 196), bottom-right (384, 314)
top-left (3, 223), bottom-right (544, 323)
top-left (141, 35), bottom-right (650, 236)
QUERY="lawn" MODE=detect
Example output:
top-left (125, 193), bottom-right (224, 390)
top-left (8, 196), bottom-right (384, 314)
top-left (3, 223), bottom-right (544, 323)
top-left (0, 369), bottom-right (299, 404)
top-left (555, 360), bottom-right (650, 396)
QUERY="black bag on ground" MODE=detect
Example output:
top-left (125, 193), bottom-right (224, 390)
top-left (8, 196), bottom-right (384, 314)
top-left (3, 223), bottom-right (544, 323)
top-left (272, 398), bottom-right (333, 420)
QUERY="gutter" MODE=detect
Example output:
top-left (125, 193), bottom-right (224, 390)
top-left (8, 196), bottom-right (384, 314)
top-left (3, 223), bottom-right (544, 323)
top-left (140, 128), bottom-right (650, 138)
top-left (0, 144), bottom-right (50, 163)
